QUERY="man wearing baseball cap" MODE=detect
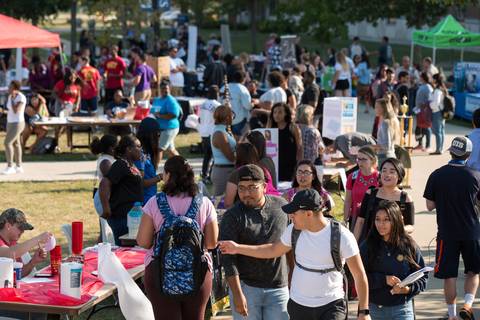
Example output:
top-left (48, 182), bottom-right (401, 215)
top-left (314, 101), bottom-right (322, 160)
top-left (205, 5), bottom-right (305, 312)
top-left (424, 136), bottom-right (480, 320)
top-left (219, 188), bottom-right (371, 320)
top-left (218, 164), bottom-right (291, 319)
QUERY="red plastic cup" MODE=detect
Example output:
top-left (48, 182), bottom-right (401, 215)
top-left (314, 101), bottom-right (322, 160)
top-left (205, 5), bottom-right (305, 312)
top-left (52, 246), bottom-right (62, 257)
top-left (71, 222), bottom-right (83, 254)
top-left (50, 255), bottom-right (61, 276)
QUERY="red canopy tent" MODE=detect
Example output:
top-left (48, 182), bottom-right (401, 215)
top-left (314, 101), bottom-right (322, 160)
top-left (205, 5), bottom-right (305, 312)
top-left (0, 14), bottom-right (62, 82)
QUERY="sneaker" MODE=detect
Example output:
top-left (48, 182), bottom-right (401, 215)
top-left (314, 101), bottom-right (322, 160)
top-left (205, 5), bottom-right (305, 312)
top-left (430, 151), bottom-right (443, 155)
top-left (423, 148), bottom-right (433, 152)
top-left (413, 145), bottom-right (424, 150)
top-left (460, 304), bottom-right (475, 320)
top-left (15, 166), bottom-right (24, 174)
top-left (1, 166), bottom-right (16, 175)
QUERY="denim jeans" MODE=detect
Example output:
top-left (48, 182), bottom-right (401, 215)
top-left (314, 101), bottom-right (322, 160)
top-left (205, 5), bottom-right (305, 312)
top-left (106, 217), bottom-right (128, 246)
top-left (370, 300), bottom-right (414, 320)
top-left (229, 281), bottom-right (289, 320)
top-left (431, 111), bottom-right (445, 152)
top-left (418, 127), bottom-right (431, 149)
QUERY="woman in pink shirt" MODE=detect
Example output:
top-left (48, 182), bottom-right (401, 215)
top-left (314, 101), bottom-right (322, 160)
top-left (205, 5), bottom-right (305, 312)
top-left (343, 146), bottom-right (379, 232)
top-left (137, 156), bottom-right (218, 320)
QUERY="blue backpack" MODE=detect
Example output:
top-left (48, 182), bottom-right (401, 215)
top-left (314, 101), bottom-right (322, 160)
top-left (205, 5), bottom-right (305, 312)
top-left (153, 192), bottom-right (208, 301)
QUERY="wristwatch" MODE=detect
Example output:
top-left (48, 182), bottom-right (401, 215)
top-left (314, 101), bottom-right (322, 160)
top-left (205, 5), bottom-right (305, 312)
top-left (359, 309), bottom-right (370, 315)
top-left (157, 173), bottom-right (163, 182)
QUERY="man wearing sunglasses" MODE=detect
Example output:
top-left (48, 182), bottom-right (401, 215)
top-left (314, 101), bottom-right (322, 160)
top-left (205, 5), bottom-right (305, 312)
top-left (219, 164), bottom-right (291, 320)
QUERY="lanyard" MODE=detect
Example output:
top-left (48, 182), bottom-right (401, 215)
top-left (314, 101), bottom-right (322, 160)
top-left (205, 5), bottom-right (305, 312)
top-left (449, 159), bottom-right (466, 166)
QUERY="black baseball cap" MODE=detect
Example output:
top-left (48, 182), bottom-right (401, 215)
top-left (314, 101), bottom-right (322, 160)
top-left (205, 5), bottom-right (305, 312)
top-left (139, 117), bottom-right (161, 132)
top-left (282, 189), bottom-right (323, 214)
top-left (448, 136), bottom-right (473, 156)
top-left (238, 164), bottom-right (265, 182)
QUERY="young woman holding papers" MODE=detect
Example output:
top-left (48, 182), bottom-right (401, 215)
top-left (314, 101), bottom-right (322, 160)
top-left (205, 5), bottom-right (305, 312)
top-left (359, 200), bottom-right (429, 320)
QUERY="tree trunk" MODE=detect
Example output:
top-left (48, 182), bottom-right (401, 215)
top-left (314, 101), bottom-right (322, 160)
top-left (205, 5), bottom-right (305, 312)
top-left (71, 0), bottom-right (77, 67)
top-left (121, 0), bottom-right (128, 56)
top-left (32, 19), bottom-right (39, 57)
top-left (321, 40), bottom-right (325, 65)
top-left (414, 6), bottom-right (424, 65)
top-left (153, 0), bottom-right (160, 56)
top-left (234, 6), bottom-right (238, 36)
top-left (251, 1), bottom-right (257, 54)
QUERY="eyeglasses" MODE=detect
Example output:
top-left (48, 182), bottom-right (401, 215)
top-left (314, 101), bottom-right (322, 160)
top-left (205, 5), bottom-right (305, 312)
top-left (296, 170), bottom-right (313, 176)
top-left (237, 184), bottom-right (263, 193)
top-left (357, 158), bottom-right (370, 162)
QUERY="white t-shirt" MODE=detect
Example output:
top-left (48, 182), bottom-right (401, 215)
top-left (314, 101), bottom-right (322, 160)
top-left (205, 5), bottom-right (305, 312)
top-left (335, 62), bottom-right (351, 80)
top-left (197, 99), bottom-right (221, 137)
top-left (96, 154), bottom-right (115, 181)
top-left (169, 57), bottom-right (185, 87)
top-left (350, 44), bottom-right (363, 59)
top-left (280, 222), bottom-right (359, 308)
top-left (6, 92), bottom-right (27, 123)
top-left (260, 86), bottom-right (287, 105)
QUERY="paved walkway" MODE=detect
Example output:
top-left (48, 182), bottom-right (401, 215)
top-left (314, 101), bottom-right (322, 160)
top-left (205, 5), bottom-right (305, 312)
top-left (0, 106), bottom-right (477, 319)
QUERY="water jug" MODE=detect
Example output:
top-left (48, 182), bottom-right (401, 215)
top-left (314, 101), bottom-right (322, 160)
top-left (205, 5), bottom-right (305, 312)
top-left (128, 202), bottom-right (143, 236)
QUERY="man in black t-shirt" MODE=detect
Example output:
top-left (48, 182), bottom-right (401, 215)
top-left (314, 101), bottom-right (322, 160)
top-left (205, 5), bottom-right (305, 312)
top-left (301, 71), bottom-right (322, 127)
top-left (423, 136), bottom-right (480, 320)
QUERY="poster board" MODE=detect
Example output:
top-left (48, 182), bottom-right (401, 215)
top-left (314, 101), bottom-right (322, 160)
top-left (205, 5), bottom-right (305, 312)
top-left (187, 25), bottom-right (197, 71)
top-left (281, 35), bottom-right (296, 70)
top-left (252, 128), bottom-right (279, 184)
top-left (208, 248), bottom-right (229, 316)
top-left (454, 62), bottom-right (480, 93)
top-left (322, 97), bottom-right (357, 140)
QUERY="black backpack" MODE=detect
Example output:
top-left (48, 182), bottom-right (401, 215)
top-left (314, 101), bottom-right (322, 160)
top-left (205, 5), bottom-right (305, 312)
top-left (291, 217), bottom-right (349, 319)
top-left (442, 91), bottom-right (455, 120)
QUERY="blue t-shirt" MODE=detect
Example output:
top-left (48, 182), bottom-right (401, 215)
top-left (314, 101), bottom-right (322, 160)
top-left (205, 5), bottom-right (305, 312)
top-left (150, 95), bottom-right (181, 129)
top-left (134, 150), bottom-right (157, 204)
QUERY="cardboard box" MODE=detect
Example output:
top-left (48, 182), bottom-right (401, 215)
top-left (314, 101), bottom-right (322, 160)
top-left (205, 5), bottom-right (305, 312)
top-left (147, 56), bottom-right (170, 90)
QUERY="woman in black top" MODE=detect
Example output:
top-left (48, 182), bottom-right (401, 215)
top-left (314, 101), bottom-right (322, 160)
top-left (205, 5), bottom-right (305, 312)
top-left (99, 135), bottom-right (144, 245)
top-left (267, 102), bottom-right (303, 181)
top-left (353, 158), bottom-right (415, 243)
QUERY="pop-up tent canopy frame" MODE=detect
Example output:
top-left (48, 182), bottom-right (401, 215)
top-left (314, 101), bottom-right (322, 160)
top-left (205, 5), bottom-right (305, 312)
top-left (0, 14), bottom-right (62, 82)
top-left (411, 14), bottom-right (480, 65)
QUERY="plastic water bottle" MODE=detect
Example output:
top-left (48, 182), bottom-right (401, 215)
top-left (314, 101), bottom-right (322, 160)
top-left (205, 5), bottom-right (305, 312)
top-left (127, 202), bottom-right (143, 236)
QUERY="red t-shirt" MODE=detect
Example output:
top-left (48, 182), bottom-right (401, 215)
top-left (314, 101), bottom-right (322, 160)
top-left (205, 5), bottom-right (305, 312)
top-left (346, 170), bottom-right (379, 218)
top-left (22, 48), bottom-right (28, 68)
top-left (47, 52), bottom-right (58, 77)
top-left (55, 80), bottom-right (80, 104)
top-left (0, 235), bottom-right (23, 263)
top-left (102, 57), bottom-right (126, 89)
top-left (133, 59), bottom-right (140, 75)
top-left (78, 66), bottom-right (101, 99)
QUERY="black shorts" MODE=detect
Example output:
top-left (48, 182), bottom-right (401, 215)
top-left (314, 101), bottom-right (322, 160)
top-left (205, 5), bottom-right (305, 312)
top-left (287, 298), bottom-right (345, 320)
top-left (335, 79), bottom-right (350, 91)
top-left (434, 236), bottom-right (480, 279)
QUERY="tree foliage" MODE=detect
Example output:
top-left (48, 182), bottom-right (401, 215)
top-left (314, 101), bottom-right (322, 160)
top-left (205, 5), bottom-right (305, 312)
top-left (0, 0), bottom-right (70, 25)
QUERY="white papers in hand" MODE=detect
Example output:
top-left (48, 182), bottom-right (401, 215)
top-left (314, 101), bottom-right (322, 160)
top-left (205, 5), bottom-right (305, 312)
top-left (390, 267), bottom-right (433, 295)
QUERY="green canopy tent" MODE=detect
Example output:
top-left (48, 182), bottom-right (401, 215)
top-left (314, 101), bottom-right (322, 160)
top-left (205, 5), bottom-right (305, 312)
top-left (411, 14), bottom-right (480, 64)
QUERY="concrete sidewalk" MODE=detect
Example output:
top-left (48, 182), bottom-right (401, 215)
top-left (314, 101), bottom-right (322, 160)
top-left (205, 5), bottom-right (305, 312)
top-left (0, 105), bottom-right (477, 319)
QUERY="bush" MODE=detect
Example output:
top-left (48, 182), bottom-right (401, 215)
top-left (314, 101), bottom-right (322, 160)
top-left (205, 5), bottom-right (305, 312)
top-left (258, 18), bottom-right (297, 34)
top-left (202, 17), bottom-right (228, 29)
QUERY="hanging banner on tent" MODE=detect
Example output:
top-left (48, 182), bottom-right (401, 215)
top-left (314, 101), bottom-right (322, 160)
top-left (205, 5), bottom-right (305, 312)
top-left (281, 35), bottom-right (296, 70)
top-left (454, 62), bottom-right (480, 94)
top-left (187, 26), bottom-right (197, 70)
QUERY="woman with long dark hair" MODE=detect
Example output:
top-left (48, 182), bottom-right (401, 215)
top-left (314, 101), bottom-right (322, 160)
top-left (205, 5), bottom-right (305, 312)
top-left (135, 117), bottom-right (162, 204)
top-left (137, 156), bottom-right (218, 320)
top-left (267, 102), bottom-right (303, 181)
top-left (429, 73), bottom-right (448, 155)
top-left (99, 135), bottom-right (143, 245)
top-left (359, 200), bottom-right (428, 319)
top-left (282, 159), bottom-right (332, 213)
top-left (353, 158), bottom-right (415, 243)
top-left (245, 130), bottom-right (277, 188)
top-left (52, 68), bottom-right (85, 149)
top-left (224, 142), bottom-right (280, 209)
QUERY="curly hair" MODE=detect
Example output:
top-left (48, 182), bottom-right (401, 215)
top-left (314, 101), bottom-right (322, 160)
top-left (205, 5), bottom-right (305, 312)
top-left (268, 71), bottom-right (285, 88)
top-left (162, 156), bottom-right (198, 198)
top-left (89, 134), bottom-right (118, 156)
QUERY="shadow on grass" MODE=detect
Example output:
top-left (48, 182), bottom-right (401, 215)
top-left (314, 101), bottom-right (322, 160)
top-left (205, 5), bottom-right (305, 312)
top-left (27, 187), bottom-right (91, 194)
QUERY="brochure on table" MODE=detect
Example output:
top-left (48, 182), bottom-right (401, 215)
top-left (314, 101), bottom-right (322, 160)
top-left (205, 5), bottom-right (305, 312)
top-left (322, 97), bottom-right (357, 140)
top-left (253, 128), bottom-right (279, 185)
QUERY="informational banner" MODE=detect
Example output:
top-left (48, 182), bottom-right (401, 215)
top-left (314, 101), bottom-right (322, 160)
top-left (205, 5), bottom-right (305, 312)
top-left (466, 93), bottom-right (480, 115)
top-left (322, 97), bottom-right (357, 140)
top-left (220, 24), bottom-right (232, 55)
top-left (253, 128), bottom-right (279, 185)
top-left (187, 25), bottom-right (197, 71)
top-left (177, 14), bottom-right (189, 26)
top-left (281, 35), bottom-right (296, 70)
top-left (454, 62), bottom-right (480, 93)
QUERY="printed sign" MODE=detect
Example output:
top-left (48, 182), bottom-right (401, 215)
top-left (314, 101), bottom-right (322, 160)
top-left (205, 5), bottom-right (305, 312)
top-left (322, 97), bottom-right (358, 140)
top-left (281, 35), bottom-right (297, 70)
top-left (454, 62), bottom-right (480, 93)
top-left (253, 128), bottom-right (279, 184)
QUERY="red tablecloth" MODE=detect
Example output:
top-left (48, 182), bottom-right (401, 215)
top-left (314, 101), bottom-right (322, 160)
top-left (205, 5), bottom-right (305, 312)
top-left (0, 248), bottom-right (146, 306)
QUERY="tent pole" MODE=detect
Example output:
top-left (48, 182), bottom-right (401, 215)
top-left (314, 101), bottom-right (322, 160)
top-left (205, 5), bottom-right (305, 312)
top-left (433, 48), bottom-right (436, 65)
top-left (461, 48), bottom-right (464, 62)
top-left (15, 47), bottom-right (22, 82)
top-left (58, 45), bottom-right (65, 74)
top-left (410, 42), bottom-right (414, 64)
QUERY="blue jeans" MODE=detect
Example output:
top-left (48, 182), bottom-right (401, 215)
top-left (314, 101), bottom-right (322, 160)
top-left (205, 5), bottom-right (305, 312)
top-left (229, 281), bottom-right (289, 320)
top-left (370, 300), bottom-right (414, 320)
top-left (418, 127), bottom-right (431, 149)
top-left (431, 112), bottom-right (445, 152)
top-left (106, 217), bottom-right (128, 246)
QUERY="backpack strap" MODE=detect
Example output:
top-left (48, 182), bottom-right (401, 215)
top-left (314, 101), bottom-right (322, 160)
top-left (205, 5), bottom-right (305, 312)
top-left (360, 188), bottom-right (379, 243)
top-left (400, 191), bottom-right (407, 211)
top-left (156, 192), bottom-right (175, 220)
top-left (185, 193), bottom-right (203, 220)
top-left (330, 220), bottom-right (342, 272)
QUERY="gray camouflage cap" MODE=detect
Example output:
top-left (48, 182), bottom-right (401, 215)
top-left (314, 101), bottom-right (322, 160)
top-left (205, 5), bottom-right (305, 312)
top-left (0, 208), bottom-right (34, 231)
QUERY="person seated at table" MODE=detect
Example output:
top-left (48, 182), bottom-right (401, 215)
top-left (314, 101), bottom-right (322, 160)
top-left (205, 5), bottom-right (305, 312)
top-left (0, 209), bottom-right (51, 320)
top-left (282, 160), bottom-right (332, 214)
top-left (99, 135), bottom-right (144, 246)
top-left (224, 142), bottom-right (280, 209)
top-left (22, 93), bottom-right (49, 154)
top-left (137, 155), bottom-right (218, 320)
top-left (29, 56), bottom-right (52, 92)
top-left (135, 118), bottom-right (162, 204)
top-left (105, 89), bottom-right (133, 137)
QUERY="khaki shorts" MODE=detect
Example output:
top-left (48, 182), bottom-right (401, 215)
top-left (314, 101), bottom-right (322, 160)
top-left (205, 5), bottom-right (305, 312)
top-left (170, 86), bottom-right (183, 97)
top-left (134, 89), bottom-right (151, 103)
